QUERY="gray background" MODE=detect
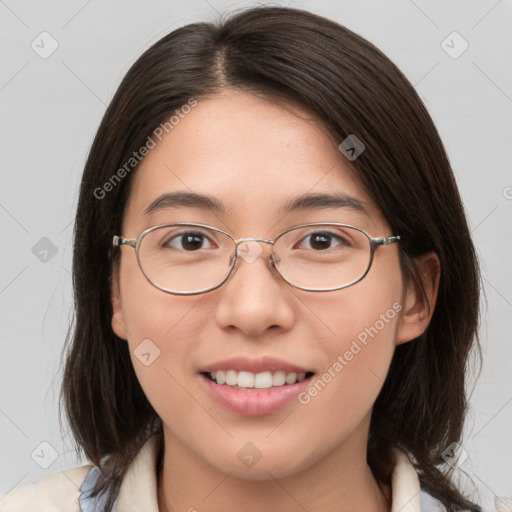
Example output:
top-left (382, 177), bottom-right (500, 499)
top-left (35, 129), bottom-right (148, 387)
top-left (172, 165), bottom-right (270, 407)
top-left (1, 0), bottom-right (511, 509)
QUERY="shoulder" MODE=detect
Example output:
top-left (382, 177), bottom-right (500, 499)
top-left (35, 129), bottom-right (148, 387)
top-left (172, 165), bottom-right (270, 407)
top-left (0, 464), bottom-right (93, 512)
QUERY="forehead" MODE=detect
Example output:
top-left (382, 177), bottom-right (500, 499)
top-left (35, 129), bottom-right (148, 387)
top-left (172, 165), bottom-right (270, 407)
top-left (123, 90), bottom-right (384, 233)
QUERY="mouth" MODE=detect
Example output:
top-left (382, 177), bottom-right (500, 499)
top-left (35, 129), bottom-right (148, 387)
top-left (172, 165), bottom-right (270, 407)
top-left (198, 356), bottom-right (316, 416)
top-left (198, 357), bottom-right (316, 416)
top-left (201, 370), bottom-right (315, 390)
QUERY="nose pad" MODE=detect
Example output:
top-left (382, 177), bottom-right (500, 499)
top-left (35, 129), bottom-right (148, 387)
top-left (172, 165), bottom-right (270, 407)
top-left (227, 239), bottom-right (279, 281)
top-left (236, 239), bottom-right (264, 264)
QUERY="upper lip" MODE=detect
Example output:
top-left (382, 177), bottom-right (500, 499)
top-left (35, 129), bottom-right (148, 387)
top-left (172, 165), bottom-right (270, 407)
top-left (199, 356), bottom-right (313, 374)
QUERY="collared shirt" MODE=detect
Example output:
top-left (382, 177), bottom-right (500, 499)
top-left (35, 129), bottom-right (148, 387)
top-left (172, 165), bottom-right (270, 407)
top-left (0, 436), bottom-right (445, 511)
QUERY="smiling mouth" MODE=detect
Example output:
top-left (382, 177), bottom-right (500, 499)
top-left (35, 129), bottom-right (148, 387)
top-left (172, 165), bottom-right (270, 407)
top-left (202, 370), bottom-right (315, 389)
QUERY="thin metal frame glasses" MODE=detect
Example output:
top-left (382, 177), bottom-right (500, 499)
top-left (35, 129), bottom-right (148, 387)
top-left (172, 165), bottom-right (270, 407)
top-left (112, 222), bottom-right (400, 295)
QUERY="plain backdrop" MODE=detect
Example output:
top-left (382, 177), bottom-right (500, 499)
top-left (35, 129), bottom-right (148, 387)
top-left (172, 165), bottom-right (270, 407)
top-left (1, 0), bottom-right (511, 509)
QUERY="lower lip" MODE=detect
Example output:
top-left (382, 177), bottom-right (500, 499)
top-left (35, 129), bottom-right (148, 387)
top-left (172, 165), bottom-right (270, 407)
top-left (200, 374), bottom-right (313, 416)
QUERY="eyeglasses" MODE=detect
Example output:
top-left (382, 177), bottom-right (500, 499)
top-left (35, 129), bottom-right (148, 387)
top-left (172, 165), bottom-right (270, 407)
top-left (112, 222), bottom-right (400, 295)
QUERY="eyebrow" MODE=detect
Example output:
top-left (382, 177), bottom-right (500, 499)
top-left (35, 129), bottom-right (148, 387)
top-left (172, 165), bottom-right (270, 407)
top-left (143, 191), bottom-right (368, 218)
top-left (144, 192), bottom-right (226, 217)
top-left (280, 191), bottom-right (368, 216)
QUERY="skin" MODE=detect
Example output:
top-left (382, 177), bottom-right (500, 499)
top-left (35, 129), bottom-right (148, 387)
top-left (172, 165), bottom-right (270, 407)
top-left (111, 89), bottom-right (440, 512)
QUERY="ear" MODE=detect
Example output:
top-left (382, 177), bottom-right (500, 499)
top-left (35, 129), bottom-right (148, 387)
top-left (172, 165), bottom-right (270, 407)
top-left (110, 264), bottom-right (128, 340)
top-left (396, 252), bottom-right (441, 345)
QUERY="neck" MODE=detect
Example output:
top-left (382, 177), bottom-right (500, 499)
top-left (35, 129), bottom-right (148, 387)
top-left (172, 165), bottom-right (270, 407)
top-left (156, 429), bottom-right (391, 512)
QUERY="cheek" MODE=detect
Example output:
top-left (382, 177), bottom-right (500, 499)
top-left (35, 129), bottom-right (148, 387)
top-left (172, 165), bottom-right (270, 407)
top-left (118, 260), bottom-right (210, 415)
top-left (298, 280), bottom-right (402, 416)
top-left (122, 297), bottom-right (210, 438)
top-left (119, 252), bottom-right (206, 343)
top-left (327, 309), bottom-right (398, 399)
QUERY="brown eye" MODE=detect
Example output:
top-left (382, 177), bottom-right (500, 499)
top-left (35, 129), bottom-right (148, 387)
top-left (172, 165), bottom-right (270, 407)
top-left (163, 231), bottom-right (214, 251)
top-left (297, 231), bottom-right (350, 251)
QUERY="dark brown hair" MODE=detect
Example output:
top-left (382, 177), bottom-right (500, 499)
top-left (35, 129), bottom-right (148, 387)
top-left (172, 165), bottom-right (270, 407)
top-left (60, 6), bottom-right (482, 511)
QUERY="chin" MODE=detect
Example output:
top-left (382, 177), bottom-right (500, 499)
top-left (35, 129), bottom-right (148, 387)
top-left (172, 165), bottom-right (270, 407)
top-left (205, 445), bottom-right (318, 482)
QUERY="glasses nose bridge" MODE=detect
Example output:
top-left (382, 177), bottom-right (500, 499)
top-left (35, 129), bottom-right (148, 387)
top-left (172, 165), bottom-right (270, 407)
top-left (231, 236), bottom-right (277, 268)
top-left (234, 236), bottom-right (275, 257)
top-left (234, 236), bottom-right (274, 246)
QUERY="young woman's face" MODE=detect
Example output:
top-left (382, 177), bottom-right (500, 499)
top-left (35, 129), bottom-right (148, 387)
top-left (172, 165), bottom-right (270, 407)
top-left (112, 90), bottom-right (411, 479)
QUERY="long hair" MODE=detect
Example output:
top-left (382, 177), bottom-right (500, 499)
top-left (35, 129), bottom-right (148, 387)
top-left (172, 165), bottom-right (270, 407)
top-left (60, 6), bottom-right (481, 511)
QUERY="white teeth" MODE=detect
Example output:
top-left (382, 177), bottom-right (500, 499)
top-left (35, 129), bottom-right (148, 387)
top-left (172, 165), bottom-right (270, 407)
top-left (285, 372), bottom-right (297, 385)
top-left (208, 370), bottom-right (310, 388)
top-left (254, 371), bottom-right (273, 389)
top-left (225, 370), bottom-right (238, 386)
top-left (237, 371), bottom-right (255, 388)
top-left (272, 370), bottom-right (286, 386)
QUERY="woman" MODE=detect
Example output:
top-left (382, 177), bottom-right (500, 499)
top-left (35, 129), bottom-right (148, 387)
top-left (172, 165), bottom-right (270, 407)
top-left (0, 6), bottom-right (481, 512)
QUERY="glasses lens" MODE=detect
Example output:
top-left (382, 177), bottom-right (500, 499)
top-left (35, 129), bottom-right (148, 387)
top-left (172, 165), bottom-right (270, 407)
top-left (137, 225), bottom-right (234, 293)
top-left (273, 224), bottom-right (372, 290)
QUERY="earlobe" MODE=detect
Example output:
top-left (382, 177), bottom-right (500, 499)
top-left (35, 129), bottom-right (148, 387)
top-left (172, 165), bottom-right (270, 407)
top-left (110, 266), bottom-right (128, 340)
top-left (396, 252), bottom-right (441, 345)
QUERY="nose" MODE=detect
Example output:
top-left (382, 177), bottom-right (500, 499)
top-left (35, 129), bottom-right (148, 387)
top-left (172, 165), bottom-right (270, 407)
top-left (214, 240), bottom-right (295, 338)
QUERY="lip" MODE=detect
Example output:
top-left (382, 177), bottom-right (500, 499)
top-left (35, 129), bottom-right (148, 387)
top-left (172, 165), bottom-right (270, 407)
top-left (198, 355), bottom-right (312, 374)
top-left (200, 372), bottom-right (314, 416)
